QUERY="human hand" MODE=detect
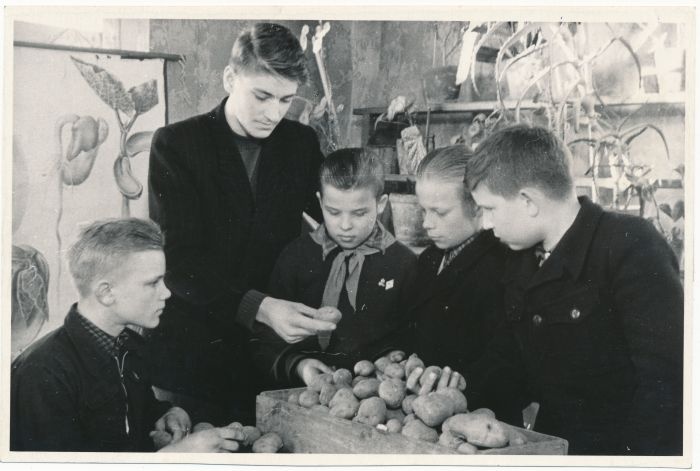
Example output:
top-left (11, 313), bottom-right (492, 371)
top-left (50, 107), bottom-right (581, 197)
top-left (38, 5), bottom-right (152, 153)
top-left (158, 426), bottom-right (245, 453)
top-left (154, 406), bottom-right (192, 443)
top-left (257, 297), bottom-right (341, 343)
top-left (406, 365), bottom-right (467, 395)
top-left (296, 358), bottom-right (333, 386)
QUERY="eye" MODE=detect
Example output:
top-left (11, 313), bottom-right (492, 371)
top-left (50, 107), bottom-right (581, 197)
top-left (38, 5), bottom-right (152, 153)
top-left (327, 209), bottom-right (340, 216)
top-left (254, 93), bottom-right (269, 102)
top-left (281, 96), bottom-right (294, 104)
top-left (353, 210), bottom-right (368, 217)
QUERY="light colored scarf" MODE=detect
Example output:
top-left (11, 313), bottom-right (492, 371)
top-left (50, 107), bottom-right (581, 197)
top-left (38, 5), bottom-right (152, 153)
top-left (311, 221), bottom-right (395, 311)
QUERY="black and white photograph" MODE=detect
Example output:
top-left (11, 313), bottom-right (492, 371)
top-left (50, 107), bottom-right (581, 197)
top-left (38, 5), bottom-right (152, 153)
top-left (0, 3), bottom-right (694, 468)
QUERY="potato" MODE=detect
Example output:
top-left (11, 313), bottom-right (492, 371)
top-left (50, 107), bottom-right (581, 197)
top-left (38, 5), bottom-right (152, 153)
top-left (403, 413), bottom-right (416, 425)
top-left (311, 404), bottom-right (330, 414)
top-left (438, 430), bottom-right (462, 450)
top-left (384, 362), bottom-right (405, 380)
top-left (298, 389), bottom-right (320, 408)
top-left (374, 356), bottom-right (391, 373)
top-left (443, 413), bottom-right (508, 448)
top-left (402, 394), bottom-right (417, 415)
top-left (433, 387), bottom-right (468, 414)
top-left (420, 366), bottom-right (442, 385)
top-left (287, 392), bottom-right (300, 405)
top-left (412, 392), bottom-right (454, 427)
top-left (387, 350), bottom-right (406, 362)
top-left (319, 382), bottom-right (337, 406)
top-left (404, 353), bottom-right (425, 378)
top-left (192, 422), bottom-right (214, 432)
top-left (378, 378), bottom-right (406, 409)
top-left (401, 418), bottom-right (439, 443)
top-left (241, 425), bottom-right (262, 446)
top-left (506, 426), bottom-right (528, 446)
top-left (252, 432), bottom-right (283, 453)
top-left (352, 375), bottom-right (369, 387)
top-left (470, 408), bottom-right (496, 419)
top-left (329, 388), bottom-right (360, 419)
top-left (406, 367), bottom-right (423, 393)
top-left (354, 360), bottom-right (375, 377)
top-left (333, 368), bottom-right (353, 386)
top-left (308, 373), bottom-right (334, 392)
top-left (457, 442), bottom-right (478, 454)
top-left (353, 378), bottom-right (380, 399)
top-left (355, 397), bottom-right (387, 427)
top-left (386, 418), bottom-right (403, 433)
top-left (385, 407), bottom-right (406, 423)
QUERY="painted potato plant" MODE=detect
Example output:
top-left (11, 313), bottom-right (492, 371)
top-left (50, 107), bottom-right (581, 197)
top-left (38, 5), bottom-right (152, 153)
top-left (71, 56), bottom-right (159, 217)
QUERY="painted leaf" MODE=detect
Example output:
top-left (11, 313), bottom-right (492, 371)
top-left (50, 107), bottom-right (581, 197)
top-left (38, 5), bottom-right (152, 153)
top-left (129, 80), bottom-right (158, 115)
top-left (126, 131), bottom-right (154, 157)
top-left (299, 24), bottom-right (310, 52)
top-left (71, 57), bottom-right (135, 114)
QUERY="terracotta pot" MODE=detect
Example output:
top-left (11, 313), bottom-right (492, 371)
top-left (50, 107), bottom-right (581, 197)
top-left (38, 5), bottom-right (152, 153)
top-left (423, 66), bottom-right (461, 102)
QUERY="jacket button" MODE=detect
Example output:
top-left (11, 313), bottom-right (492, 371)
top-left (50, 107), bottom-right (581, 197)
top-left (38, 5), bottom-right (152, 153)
top-left (443, 305), bottom-right (449, 311)
top-left (570, 308), bottom-right (581, 320)
top-left (532, 315), bottom-right (543, 326)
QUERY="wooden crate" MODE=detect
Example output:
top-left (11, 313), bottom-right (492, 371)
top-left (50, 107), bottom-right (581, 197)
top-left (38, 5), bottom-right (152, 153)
top-left (256, 388), bottom-right (568, 455)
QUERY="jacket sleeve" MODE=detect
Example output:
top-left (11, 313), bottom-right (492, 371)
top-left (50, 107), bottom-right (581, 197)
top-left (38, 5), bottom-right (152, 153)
top-left (11, 364), bottom-right (85, 451)
top-left (148, 126), bottom-right (252, 332)
top-left (610, 219), bottom-right (684, 455)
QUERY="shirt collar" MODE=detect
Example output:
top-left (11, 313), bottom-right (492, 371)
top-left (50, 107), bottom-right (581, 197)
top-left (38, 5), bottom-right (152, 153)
top-left (310, 221), bottom-right (396, 261)
top-left (73, 307), bottom-right (126, 358)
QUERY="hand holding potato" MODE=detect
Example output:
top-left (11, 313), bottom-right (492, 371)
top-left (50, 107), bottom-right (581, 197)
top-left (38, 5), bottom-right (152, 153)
top-left (296, 358), bottom-right (333, 387)
top-left (257, 297), bottom-right (339, 343)
top-left (158, 426), bottom-right (245, 453)
top-left (154, 406), bottom-right (192, 444)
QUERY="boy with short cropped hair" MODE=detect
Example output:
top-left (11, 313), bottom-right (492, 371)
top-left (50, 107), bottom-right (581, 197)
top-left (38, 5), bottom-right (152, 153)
top-left (11, 218), bottom-right (243, 452)
top-left (464, 124), bottom-right (683, 455)
top-left (252, 148), bottom-right (417, 386)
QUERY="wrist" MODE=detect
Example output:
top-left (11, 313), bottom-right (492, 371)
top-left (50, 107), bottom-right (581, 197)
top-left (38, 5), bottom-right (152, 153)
top-left (257, 296), bottom-right (274, 327)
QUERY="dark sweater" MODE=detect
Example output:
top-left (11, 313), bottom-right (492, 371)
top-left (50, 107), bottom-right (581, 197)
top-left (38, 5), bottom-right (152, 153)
top-left (250, 232), bottom-right (417, 386)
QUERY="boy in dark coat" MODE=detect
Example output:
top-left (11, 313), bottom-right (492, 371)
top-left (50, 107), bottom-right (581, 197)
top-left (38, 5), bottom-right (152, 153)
top-left (251, 148), bottom-right (417, 386)
top-left (11, 219), bottom-right (243, 452)
top-left (411, 145), bottom-right (525, 425)
top-left (465, 124), bottom-right (684, 455)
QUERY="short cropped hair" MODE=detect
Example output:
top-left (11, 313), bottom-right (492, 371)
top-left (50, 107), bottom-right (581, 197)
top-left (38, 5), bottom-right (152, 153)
top-left (465, 124), bottom-right (574, 200)
top-left (319, 148), bottom-right (385, 198)
top-left (68, 218), bottom-right (164, 298)
top-left (417, 145), bottom-right (478, 218)
top-left (229, 23), bottom-right (308, 84)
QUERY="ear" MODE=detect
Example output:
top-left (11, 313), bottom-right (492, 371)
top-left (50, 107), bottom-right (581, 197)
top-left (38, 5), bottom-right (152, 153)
top-left (377, 193), bottom-right (389, 214)
top-left (94, 280), bottom-right (115, 306)
top-left (519, 187), bottom-right (542, 217)
top-left (223, 65), bottom-right (235, 94)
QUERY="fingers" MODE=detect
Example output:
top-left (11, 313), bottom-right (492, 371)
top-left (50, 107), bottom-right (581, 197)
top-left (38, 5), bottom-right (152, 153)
top-left (448, 371), bottom-right (467, 391)
top-left (291, 313), bottom-right (337, 335)
top-left (406, 366), bottom-right (423, 392)
top-left (312, 359), bottom-right (333, 374)
top-left (419, 371), bottom-right (438, 395)
top-left (437, 366), bottom-right (452, 390)
top-left (218, 439), bottom-right (240, 452)
top-left (314, 306), bottom-right (342, 323)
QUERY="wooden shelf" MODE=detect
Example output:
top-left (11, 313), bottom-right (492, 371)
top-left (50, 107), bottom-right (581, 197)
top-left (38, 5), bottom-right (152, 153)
top-left (353, 93), bottom-right (686, 116)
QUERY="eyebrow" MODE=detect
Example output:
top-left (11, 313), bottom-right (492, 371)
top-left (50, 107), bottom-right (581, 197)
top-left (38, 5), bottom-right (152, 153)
top-left (252, 88), bottom-right (296, 100)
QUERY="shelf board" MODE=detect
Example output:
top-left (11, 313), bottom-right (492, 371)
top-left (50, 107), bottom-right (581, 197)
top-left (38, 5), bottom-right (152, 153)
top-left (353, 93), bottom-right (686, 116)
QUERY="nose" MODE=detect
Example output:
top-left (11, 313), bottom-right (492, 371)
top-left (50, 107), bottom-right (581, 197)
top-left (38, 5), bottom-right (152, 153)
top-left (339, 214), bottom-right (353, 231)
top-left (481, 212), bottom-right (494, 230)
top-left (264, 100), bottom-right (285, 123)
top-left (160, 281), bottom-right (171, 300)
top-left (422, 212), bottom-right (434, 231)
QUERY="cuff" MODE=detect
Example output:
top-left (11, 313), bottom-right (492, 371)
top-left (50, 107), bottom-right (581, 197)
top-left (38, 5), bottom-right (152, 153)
top-left (236, 289), bottom-right (267, 331)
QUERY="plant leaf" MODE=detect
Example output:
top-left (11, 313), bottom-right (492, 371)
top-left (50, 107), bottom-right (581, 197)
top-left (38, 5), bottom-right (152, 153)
top-left (514, 60), bottom-right (578, 122)
top-left (621, 124), bottom-right (670, 161)
top-left (71, 56), bottom-right (135, 114)
top-left (299, 25), bottom-right (310, 52)
top-left (128, 80), bottom-right (158, 115)
top-left (113, 155), bottom-right (143, 199)
top-left (126, 131), bottom-right (154, 157)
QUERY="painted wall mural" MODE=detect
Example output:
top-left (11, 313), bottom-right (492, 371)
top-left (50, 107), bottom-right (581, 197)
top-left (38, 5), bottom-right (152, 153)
top-left (12, 45), bottom-right (166, 353)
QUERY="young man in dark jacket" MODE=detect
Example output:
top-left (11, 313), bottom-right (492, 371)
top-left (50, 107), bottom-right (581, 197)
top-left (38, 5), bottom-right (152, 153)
top-left (251, 148), bottom-right (416, 386)
top-left (148, 23), bottom-right (339, 423)
top-left (11, 219), bottom-right (243, 453)
top-left (465, 124), bottom-right (684, 455)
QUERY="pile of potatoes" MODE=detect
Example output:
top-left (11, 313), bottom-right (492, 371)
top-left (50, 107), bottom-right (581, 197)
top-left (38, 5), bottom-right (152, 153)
top-left (287, 351), bottom-right (527, 454)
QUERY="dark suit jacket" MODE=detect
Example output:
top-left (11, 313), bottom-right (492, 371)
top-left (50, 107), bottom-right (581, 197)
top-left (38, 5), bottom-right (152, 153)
top-left (479, 196), bottom-right (684, 455)
top-left (11, 305), bottom-right (169, 452)
top-left (407, 230), bottom-right (526, 425)
top-left (147, 97), bottom-right (323, 419)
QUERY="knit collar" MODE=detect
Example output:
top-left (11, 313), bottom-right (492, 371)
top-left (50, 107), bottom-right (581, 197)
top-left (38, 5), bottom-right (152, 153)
top-left (74, 308), bottom-right (128, 358)
top-left (310, 221), bottom-right (395, 261)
